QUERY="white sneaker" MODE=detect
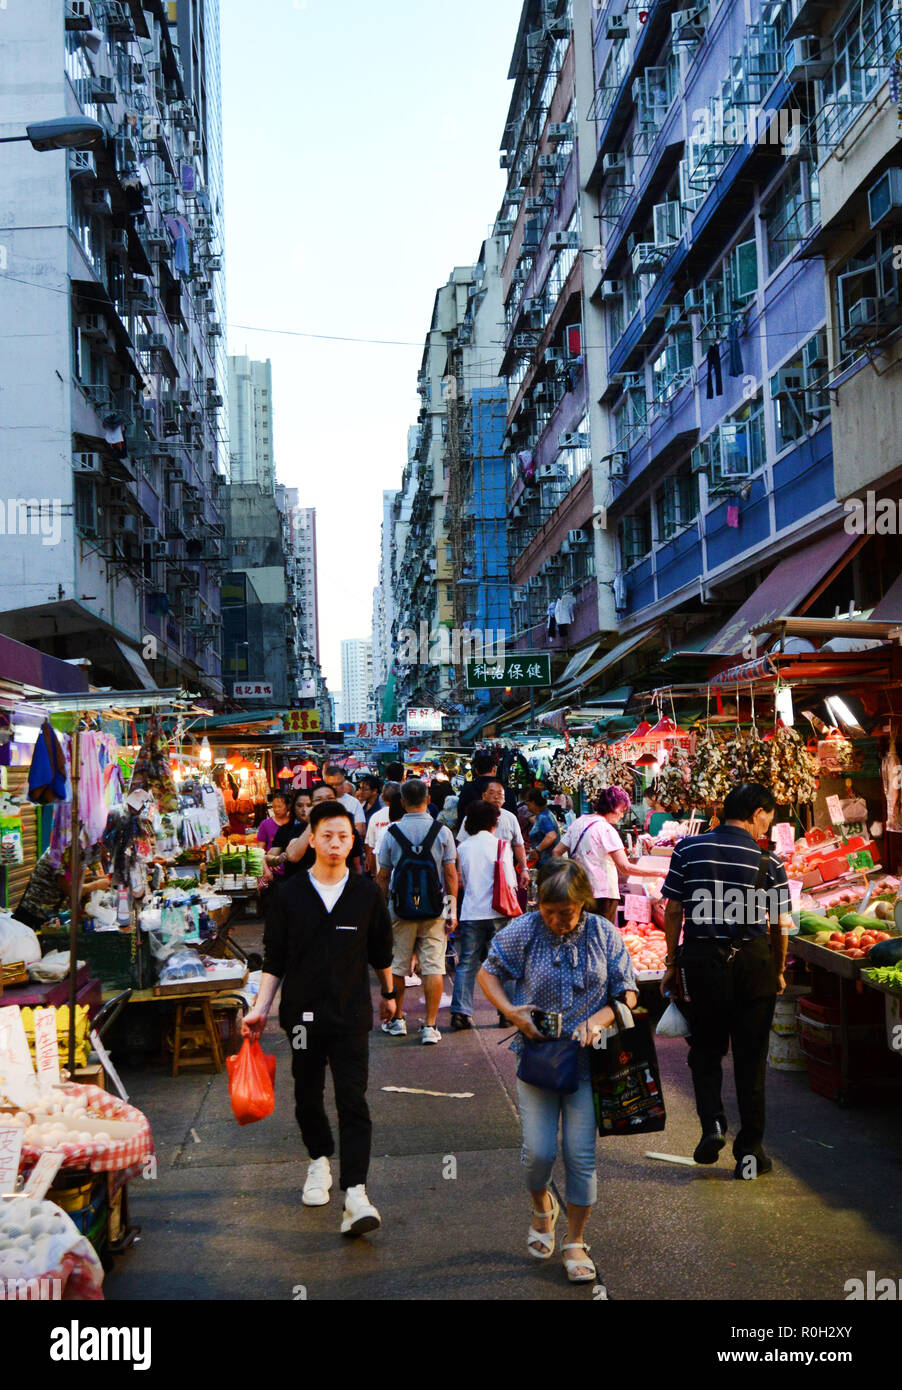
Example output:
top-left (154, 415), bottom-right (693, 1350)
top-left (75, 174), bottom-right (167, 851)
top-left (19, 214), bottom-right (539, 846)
top-left (381, 1017), bottom-right (407, 1036)
top-left (340, 1184), bottom-right (381, 1237)
top-left (302, 1156), bottom-right (333, 1207)
top-left (420, 1024), bottom-right (442, 1045)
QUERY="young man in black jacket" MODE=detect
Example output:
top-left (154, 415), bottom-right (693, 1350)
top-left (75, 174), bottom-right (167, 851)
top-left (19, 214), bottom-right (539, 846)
top-left (242, 801), bottom-right (397, 1235)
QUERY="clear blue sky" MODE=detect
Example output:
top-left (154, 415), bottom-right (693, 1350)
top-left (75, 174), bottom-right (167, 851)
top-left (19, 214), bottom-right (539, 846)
top-left (221, 0), bottom-right (523, 691)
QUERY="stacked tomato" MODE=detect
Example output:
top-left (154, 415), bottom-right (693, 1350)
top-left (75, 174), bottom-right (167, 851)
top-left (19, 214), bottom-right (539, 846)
top-left (824, 929), bottom-right (894, 960)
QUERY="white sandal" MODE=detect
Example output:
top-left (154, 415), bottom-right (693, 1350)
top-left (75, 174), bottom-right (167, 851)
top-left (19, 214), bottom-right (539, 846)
top-left (562, 1242), bottom-right (596, 1283)
top-left (527, 1191), bottom-right (560, 1259)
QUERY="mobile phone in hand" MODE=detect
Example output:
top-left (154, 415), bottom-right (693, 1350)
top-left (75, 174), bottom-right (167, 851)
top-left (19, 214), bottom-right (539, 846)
top-left (530, 1008), bottom-right (563, 1039)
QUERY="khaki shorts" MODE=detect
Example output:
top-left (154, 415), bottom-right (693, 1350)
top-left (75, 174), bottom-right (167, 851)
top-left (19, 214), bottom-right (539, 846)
top-left (391, 917), bottom-right (447, 977)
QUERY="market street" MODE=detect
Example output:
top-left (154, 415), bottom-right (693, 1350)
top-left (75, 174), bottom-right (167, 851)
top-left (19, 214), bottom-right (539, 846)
top-left (104, 927), bottom-right (902, 1303)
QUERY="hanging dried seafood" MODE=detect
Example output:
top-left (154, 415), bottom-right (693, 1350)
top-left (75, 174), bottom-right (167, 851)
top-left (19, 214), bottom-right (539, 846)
top-left (768, 726), bottom-right (818, 804)
top-left (548, 739), bottom-right (635, 801)
top-left (688, 730), bottom-right (731, 807)
top-left (655, 746), bottom-right (691, 812)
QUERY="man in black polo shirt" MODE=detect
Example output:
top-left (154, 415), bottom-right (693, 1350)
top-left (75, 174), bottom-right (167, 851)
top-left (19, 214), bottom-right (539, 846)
top-left (241, 801), bottom-right (397, 1235)
top-left (660, 783), bottom-right (791, 1180)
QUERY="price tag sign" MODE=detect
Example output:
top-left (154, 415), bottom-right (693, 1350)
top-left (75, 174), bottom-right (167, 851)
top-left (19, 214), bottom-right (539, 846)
top-left (772, 822), bottom-right (796, 857)
top-left (624, 893), bottom-right (652, 923)
top-left (33, 1008), bottom-right (60, 1089)
top-left (0, 1004), bottom-right (35, 1089)
top-left (22, 1150), bottom-right (64, 1201)
top-left (826, 794), bottom-right (845, 824)
top-left (848, 850), bottom-right (875, 871)
top-left (0, 1125), bottom-right (23, 1195)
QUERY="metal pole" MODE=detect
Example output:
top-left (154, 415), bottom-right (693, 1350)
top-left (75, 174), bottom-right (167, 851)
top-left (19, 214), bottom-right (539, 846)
top-left (67, 723), bottom-right (82, 1077)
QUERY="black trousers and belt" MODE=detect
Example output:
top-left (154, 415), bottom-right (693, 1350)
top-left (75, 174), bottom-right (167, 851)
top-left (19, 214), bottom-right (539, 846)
top-left (677, 937), bottom-right (777, 1157)
top-left (288, 1030), bottom-right (371, 1191)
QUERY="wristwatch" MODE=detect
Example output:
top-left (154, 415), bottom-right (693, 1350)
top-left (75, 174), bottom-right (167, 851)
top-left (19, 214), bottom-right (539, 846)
top-left (381, 988), bottom-right (399, 1000)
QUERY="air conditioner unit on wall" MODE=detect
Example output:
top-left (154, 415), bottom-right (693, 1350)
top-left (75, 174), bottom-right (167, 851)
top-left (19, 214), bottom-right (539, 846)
top-left (73, 451), bottom-right (101, 474)
top-left (868, 168), bottom-right (902, 231)
top-left (785, 36), bottom-right (830, 82)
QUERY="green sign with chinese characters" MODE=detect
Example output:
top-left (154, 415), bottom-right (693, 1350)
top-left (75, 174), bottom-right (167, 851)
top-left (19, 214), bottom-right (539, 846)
top-left (847, 850), bottom-right (875, 871)
top-left (466, 653), bottom-right (552, 690)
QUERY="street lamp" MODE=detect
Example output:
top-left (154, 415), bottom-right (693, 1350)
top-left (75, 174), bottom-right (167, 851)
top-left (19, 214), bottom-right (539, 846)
top-left (0, 117), bottom-right (105, 152)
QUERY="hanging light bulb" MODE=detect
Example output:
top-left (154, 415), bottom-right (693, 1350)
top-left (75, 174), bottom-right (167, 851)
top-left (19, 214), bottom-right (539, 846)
top-left (199, 737), bottom-right (212, 767)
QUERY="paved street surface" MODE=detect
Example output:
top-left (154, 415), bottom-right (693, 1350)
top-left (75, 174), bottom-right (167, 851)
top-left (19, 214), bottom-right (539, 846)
top-left (106, 923), bottom-right (902, 1302)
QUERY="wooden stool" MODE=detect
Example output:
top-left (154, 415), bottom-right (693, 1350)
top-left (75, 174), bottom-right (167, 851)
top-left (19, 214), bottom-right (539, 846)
top-left (171, 998), bottom-right (224, 1077)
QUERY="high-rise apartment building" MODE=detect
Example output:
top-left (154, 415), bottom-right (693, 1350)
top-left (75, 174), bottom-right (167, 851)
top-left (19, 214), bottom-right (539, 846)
top-left (228, 355), bottom-right (275, 491)
top-left (0, 0), bottom-right (227, 694)
top-left (371, 489), bottom-right (398, 715)
top-left (293, 506), bottom-right (320, 664)
top-left (341, 639), bottom-right (373, 724)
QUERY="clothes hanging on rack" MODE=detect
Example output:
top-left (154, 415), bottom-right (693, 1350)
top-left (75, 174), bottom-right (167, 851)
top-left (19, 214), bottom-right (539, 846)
top-left (78, 731), bottom-right (109, 848)
top-left (28, 721), bottom-right (68, 804)
top-left (546, 601), bottom-right (557, 639)
top-left (705, 343), bottom-right (723, 398)
top-left (613, 574), bottom-right (627, 611)
top-left (726, 502), bottom-right (740, 529)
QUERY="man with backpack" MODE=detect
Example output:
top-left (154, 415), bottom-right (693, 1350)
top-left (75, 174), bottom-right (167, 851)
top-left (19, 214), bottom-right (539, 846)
top-left (376, 778), bottom-right (459, 1044)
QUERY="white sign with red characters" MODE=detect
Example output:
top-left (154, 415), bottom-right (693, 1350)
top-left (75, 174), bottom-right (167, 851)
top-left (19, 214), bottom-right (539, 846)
top-left (0, 1125), bottom-right (23, 1195)
top-left (234, 682), bottom-right (273, 699)
top-left (33, 1008), bottom-right (60, 1089)
top-left (624, 893), bottom-right (652, 924)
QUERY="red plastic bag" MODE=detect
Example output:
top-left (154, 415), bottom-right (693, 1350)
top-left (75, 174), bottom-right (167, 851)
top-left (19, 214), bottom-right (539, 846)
top-left (227, 1039), bottom-right (276, 1126)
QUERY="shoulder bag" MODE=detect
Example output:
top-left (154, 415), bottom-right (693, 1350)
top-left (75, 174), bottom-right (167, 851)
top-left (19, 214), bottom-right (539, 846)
top-left (491, 839), bottom-right (521, 917)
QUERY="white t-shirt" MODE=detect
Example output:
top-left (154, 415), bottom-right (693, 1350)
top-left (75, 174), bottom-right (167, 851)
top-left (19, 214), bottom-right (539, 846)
top-left (457, 806), bottom-right (524, 848)
top-left (457, 831), bottom-right (518, 922)
top-left (365, 806), bottom-right (390, 851)
top-left (339, 793), bottom-right (365, 825)
top-left (561, 815), bottom-right (624, 898)
top-left (309, 870), bottom-right (349, 912)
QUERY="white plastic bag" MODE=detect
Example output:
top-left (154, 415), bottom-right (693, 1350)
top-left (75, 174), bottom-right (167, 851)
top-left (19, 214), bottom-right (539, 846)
top-left (656, 1000), bottom-right (691, 1038)
top-left (0, 912), bottom-right (42, 966)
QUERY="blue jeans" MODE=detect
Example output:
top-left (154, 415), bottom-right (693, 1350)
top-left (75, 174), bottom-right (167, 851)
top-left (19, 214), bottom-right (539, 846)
top-left (516, 1076), bottom-right (598, 1206)
top-left (450, 919), bottom-right (499, 1017)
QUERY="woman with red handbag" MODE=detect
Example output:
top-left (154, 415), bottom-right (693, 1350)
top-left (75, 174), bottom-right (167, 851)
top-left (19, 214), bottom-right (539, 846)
top-left (450, 801), bottom-right (521, 1031)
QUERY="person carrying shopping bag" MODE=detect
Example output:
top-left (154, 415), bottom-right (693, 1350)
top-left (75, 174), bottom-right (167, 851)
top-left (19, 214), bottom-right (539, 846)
top-left (477, 860), bottom-right (637, 1283)
top-left (450, 800), bottom-right (521, 1031)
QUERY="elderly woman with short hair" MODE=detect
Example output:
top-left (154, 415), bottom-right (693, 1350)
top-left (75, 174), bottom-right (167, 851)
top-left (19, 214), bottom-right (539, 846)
top-left (477, 860), bottom-right (637, 1284)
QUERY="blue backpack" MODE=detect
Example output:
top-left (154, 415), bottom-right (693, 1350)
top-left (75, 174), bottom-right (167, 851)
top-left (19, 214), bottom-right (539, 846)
top-left (387, 822), bottom-right (445, 921)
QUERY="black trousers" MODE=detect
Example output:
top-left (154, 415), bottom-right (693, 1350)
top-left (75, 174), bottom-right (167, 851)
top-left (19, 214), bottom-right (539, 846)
top-left (678, 938), bottom-right (777, 1157)
top-left (288, 1030), bottom-right (371, 1190)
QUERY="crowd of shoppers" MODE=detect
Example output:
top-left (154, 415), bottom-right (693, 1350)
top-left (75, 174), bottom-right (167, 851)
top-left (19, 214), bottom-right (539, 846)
top-left (241, 754), bottom-right (788, 1270)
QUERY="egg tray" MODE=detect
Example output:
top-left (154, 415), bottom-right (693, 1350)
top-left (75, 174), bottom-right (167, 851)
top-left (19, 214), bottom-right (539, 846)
top-left (5, 1081), bottom-right (154, 1174)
